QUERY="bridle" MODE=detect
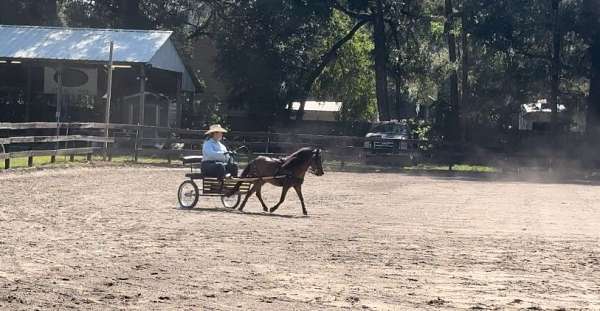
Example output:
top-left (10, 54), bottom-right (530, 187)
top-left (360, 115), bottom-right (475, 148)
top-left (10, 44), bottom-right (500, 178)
top-left (308, 149), bottom-right (323, 175)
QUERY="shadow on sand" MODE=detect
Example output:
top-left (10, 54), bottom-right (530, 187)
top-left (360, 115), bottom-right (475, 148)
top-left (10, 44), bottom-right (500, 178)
top-left (324, 164), bottom-right (600, 186)
top-left (174, 207), bottom-right (308, 219)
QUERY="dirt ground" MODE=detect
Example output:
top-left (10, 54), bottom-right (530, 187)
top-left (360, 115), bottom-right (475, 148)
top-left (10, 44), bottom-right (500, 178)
top-left (1, 165), bottom-right (599, 310)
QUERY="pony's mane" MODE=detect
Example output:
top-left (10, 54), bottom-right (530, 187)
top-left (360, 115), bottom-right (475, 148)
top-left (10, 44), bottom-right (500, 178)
top-left (281, 147), bottom-right (315, 169)
top-left (288, 147), bottom-right (314, 159)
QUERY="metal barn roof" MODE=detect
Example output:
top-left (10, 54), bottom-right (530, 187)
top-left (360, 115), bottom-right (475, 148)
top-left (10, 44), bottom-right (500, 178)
top-left (0, 25), bottom-right (195, 92)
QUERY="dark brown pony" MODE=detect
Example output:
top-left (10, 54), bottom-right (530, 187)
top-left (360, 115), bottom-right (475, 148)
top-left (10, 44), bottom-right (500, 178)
top-left (232, 147), bottom-right (324, 215)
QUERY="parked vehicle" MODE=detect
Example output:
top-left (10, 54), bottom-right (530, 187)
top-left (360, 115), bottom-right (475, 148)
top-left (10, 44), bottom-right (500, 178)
top-left (363, 120), bottom-right (421, 165)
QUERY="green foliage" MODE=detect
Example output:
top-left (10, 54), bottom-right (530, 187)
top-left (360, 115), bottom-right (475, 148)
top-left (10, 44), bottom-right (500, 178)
top-left (312, 12), bottom-right (377, 121)
top-left (0, 0), bottom-right (58, 26)
top-left (407, 118), bottom-right (433, 141)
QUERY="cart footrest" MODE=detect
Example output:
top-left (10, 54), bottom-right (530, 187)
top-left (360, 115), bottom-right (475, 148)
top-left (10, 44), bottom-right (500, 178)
top-left (202, 178), bottom-right (253, 194)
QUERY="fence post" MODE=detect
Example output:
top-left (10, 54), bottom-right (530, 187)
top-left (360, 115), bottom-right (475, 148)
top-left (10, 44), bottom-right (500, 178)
top-left (166, 129), bottom-right (172, 165)
top-left (28, 156), bottom-right (33, 167)
top-left (1, 144), bottom-right (8, 169)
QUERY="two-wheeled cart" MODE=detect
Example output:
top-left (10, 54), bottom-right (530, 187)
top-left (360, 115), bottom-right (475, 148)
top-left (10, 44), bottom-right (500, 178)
top-left (177, 153), bottom-right (284, 209)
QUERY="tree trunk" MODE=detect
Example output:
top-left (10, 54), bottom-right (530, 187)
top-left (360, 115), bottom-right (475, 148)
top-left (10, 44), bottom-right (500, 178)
top-left (395, 77), bottom-right (404, 119)
top-left (584, 0), bottom-right (600, 138)
top-left (586, 37), bottom-right (600, 136)
top-left (445, 0), bottom-right (461, 143)
top-left (550, 0), bottom-right (561, 140)
top-left (24, 0), bottom-right (59, 25)
top-left (0, 1), bottom-right (9, 24)
top-left (460, 9), bottom-right (469, 142)
top-left (118, 0), bottom-right (146, 29)
top-left (373, 0), bottom-right (390, 121)
top-left (45, 0), bottom-right (59, 25)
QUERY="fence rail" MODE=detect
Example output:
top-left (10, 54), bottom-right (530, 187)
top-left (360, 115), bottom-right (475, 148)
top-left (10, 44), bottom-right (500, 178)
top-left (0, 122), bottom-right (120, 168)
top-left (0, 122), bottom-right (376, 168)
top-left (0, 135), bottom-right (113, 145)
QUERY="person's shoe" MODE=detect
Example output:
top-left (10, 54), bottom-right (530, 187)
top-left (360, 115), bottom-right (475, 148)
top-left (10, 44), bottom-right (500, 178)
top-left (225, 173), bottom-right (232, 179)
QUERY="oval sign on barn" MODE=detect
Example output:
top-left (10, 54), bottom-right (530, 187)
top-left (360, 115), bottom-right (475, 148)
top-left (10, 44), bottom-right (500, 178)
top-left (54, 68), bottom-right (89, 87)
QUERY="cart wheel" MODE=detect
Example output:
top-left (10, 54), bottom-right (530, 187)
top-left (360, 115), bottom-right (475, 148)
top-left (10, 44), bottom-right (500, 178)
top-left (221, 192), bottom-right (241, 209)
top-left (178, 180), bottom-right (199, 209)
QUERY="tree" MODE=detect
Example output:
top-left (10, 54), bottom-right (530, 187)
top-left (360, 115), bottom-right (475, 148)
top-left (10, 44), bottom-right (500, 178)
top-left (462, 0), bottom-right (584, 141)
top-left (444, 0), bottom-right (461, 143)
top-left (581, 0), bottom-right (600, 136)
top-left (211, 0), bottom-right (334, 123)
top-left (330, 0), bottom-right (392, 121)
top-left (62, 0), bottom-right (152, 29)
top-left (0, 0), bottom-right (59, 26)
top-left (312, 12), bottom-right (377, 121)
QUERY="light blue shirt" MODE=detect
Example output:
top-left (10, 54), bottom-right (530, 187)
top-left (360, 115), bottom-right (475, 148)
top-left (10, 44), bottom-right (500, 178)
top-left (202, 138), bottom-right (230, 162)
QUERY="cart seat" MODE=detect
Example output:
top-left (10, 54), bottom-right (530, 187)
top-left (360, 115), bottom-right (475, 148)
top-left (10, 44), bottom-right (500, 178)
top-left (185, 173), bottom-right (204, 179)
top-left (182, 155), bottom-right (203, 165)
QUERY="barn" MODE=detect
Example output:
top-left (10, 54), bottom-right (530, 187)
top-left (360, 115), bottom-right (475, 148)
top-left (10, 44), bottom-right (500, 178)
top-left (290, 101), bottom-right (342, 121)
top-left (0, 24), bottom-right (198, 128)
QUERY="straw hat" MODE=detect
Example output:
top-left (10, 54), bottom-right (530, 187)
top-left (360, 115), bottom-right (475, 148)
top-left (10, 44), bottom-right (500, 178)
top-left (205, 124), bottom-right (228, 135)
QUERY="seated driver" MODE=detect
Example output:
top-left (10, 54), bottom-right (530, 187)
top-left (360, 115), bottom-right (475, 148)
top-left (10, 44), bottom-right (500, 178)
top-left (201, 124), bottom-right (238, 178)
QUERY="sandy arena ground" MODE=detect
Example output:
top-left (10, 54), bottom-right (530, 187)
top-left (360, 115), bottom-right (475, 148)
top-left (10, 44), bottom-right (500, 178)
top-left (1, 165), bottom-right (599, 310)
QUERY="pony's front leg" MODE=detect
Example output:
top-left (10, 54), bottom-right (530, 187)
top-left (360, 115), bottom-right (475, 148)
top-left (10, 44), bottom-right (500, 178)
top-left (269, 186), bottom-right (291, 214)
top-left (293, 185), bottom-right (307, 215)
top-left (238, 183), bottom-right (258, 212)
top-left (254, 183), bottom-right (269, 212)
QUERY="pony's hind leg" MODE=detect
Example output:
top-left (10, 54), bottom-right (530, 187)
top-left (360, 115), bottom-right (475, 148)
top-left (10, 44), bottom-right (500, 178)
top-left (293, 185), bottom-right (307, 215)
top-left (238, 183), bottom-right (258, 212)
top-left (269, 186), bottom-right (291, 214)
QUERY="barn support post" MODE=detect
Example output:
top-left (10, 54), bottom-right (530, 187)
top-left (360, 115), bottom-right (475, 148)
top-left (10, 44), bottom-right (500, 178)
top-left (128, 101), bottom-right (134, 124)
top-left (135, 64), bottom-right (147, 162)
top-left (175, 73), bottom-right (183, 128)
top-left (104, 41), bottom-right (114, 161)
top-left (266, 133), bottom-right (270, 153)
top-left (25, 63), bottom-right (32, 122)
top-left (53, 64), bottom-right (64, 163)
top-left (134, 124), bottom-right (140, 162)
top-left (155, 103), bottom-right (160, 139)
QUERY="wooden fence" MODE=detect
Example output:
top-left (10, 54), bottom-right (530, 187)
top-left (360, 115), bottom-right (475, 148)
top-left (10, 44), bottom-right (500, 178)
top-left (3, 122), bottom-right (585, 171)
top-left (0, 122), bottom-right (377, 168)
top-left (0, 122), bottom-right (114, 169)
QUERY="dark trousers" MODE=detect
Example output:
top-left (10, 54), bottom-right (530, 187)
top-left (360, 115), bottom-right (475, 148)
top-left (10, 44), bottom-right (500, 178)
top-left (201, 161), bottom-right (238, 178)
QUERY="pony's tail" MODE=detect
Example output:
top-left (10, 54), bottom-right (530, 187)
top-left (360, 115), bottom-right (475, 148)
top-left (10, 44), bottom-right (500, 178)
top-left (225, 162), bottom-right (255, 196)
